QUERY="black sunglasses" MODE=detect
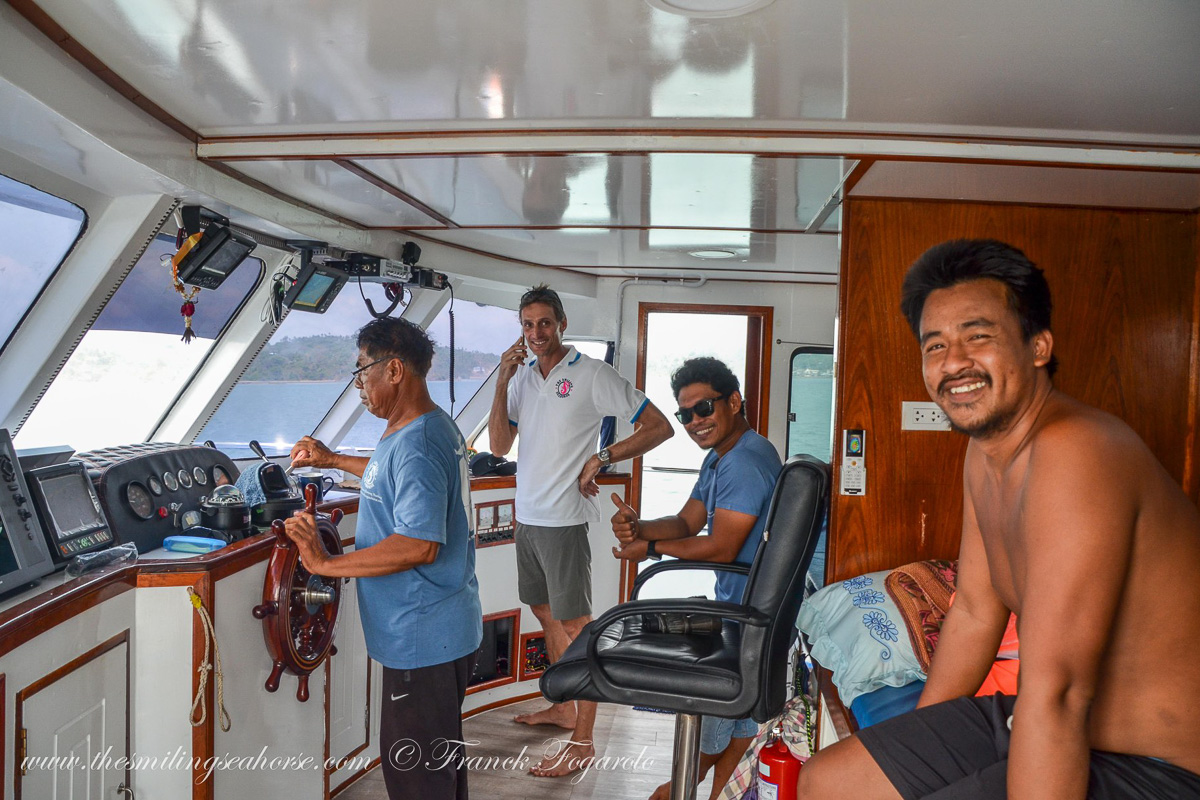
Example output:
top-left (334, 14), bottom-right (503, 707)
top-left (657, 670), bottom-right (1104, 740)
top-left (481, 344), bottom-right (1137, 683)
top-left (675, 394), bottom-right (729, 424)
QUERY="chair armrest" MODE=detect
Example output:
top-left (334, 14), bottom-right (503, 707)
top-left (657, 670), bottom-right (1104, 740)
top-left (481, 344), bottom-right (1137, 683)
top-left (585, 598), bottom-right (770, 698)
top-left (631, 560), bottom-right (752, 599)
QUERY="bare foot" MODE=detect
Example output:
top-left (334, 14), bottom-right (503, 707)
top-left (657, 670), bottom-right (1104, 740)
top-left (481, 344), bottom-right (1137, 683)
top-left (649, 779), bottom-right (673, 800)
top-left (529, 739), bottom-right (596, 778)
top-left (514, 704), bottom-right (576, 729)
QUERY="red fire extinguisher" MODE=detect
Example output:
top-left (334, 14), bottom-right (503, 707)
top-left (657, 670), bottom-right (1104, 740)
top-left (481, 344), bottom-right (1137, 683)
top-left (757, 726), bottom-right (802, 800)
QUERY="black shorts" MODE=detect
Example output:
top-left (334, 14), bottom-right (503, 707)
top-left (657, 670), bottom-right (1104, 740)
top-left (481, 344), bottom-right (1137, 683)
top-left (857, 694), bottom-right (1200, 799)
top-left (379, 652), bottom-right (477, 800)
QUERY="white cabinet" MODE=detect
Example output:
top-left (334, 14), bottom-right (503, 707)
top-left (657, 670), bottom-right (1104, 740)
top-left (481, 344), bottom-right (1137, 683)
top-left (17, 632), bottom-right (130, 800)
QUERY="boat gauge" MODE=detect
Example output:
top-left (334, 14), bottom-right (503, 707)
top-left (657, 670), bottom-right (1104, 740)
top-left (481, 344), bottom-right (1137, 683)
top-left (193, 466), bottom-right (208, 486)
top-left (147, 475), bottom-right (164, 496)
top-left (213, 466), bottom-right (232, 487)
top-left (178, 468), bottom-right (193, 489)
top-left (163, 471), bottom-right (179, 492)
top-left (126, 482), bottom-right (155, 520)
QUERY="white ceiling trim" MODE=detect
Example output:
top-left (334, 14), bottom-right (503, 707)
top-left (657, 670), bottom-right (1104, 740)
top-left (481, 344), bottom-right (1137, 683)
top-left (198, 133), bottom-right (1200, 170)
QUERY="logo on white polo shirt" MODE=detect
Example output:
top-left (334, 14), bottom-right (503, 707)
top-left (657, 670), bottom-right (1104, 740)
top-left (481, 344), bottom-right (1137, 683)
top-left (555, 378), bottom-right (573, 398)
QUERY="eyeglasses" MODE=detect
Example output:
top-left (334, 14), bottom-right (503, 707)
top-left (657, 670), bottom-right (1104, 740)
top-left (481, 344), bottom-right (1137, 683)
top-left (674, 394), bottom-right (729, 424)
top-left (350, 356), bottom-right (400, 384)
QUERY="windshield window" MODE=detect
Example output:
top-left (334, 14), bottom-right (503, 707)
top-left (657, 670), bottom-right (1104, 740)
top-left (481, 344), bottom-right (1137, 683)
top-left (199, 287), bottom-right (512, 458)
top-left (0, 174), bottom-right (87, 354)
top-left (333, 295), bottom-right (512, 451)
top-left (16, 233), bottom-right (261, 451)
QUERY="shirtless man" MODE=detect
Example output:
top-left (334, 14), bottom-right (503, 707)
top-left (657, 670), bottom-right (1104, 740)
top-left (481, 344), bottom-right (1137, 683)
top-left (799, 239), bottom-right (1200, 799)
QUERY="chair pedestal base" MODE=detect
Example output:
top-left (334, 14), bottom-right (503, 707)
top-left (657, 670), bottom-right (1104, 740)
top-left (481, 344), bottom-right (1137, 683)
top-left (670, 713), bottom-right (703, 800)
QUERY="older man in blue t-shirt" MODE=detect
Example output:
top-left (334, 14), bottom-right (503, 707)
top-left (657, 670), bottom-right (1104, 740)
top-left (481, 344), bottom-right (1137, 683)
top-left (611, 356), bottom-right (782, 800)
top-left (287, 317), bottom-right (481, 800)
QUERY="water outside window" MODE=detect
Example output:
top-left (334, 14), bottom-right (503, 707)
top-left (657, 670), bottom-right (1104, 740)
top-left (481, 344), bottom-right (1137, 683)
top-left (16, 233), bottom-right (260, 451)
top-left (787, 347), bottom-right (834, 587)
top-left (199, 290), bottom-right (512, 458)
top-left (0, 173), bottom-right (87, 354)
top-left (339, 299), bottom-right (512, 451)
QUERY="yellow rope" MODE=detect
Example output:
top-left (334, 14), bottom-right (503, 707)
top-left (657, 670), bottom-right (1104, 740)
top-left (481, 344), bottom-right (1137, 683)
top-left (188, 587), bottom-right (231, 732)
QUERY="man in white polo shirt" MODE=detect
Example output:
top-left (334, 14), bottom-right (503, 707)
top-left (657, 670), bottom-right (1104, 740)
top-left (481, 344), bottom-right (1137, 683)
top-left (489, 284), bottom-right (673, 777)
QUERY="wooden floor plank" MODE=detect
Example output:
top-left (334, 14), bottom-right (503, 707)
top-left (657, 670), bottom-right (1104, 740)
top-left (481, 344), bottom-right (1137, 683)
top-left (335, 697), bottom-right (720, 800)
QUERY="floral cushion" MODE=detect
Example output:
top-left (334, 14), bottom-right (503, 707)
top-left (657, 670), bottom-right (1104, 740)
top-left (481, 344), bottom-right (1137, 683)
top-left (797, 570), bottom-right (926, 705)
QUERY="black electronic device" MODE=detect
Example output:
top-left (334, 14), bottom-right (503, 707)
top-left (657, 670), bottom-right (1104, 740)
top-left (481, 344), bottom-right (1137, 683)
top-left (175, 215), bottom-right (257, 290)
top-left (0, 429), bottom-right (55, 595)
top-left (284, 260), bottom-right (349, 314)
top-left (26, 461), bottom-right (114, 565)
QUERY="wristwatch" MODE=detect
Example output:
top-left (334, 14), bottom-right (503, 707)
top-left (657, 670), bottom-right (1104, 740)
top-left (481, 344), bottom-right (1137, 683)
top-left (597, 447), bottom-right (612, 466)
top-left (646, 540), bottom-right (661, 560)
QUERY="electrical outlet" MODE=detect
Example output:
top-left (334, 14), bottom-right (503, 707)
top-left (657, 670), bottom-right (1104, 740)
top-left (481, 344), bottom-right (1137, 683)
top-left (902, 401), bottom-right (951, 431)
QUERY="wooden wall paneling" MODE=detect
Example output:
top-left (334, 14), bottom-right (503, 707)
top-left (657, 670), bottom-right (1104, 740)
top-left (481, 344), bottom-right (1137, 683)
top-left (1186, 211), bottom-right (1200, 501)
top-left (833, 199), bottom-right (1199, 582)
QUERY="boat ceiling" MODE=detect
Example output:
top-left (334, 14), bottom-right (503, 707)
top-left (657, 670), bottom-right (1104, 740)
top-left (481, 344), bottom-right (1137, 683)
top-left (13, 0), bottom-right (1200, 282)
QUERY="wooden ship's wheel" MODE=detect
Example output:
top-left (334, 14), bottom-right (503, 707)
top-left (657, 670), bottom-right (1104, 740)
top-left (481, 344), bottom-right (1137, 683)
top-left (251, 483), bottom-right (345, 702)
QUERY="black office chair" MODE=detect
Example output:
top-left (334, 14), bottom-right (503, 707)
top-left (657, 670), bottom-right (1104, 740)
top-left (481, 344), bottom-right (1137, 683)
top-left (540, 454), bottom-right (829, 800)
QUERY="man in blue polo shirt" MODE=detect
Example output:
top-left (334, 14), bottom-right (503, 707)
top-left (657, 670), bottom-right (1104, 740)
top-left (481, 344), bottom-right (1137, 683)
top-left (286, 317), bottom-right (481, 800)
top-left (611, 356), bottom-right (782, 800)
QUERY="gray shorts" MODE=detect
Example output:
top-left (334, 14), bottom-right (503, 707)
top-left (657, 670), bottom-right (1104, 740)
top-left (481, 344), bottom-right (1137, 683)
top-left (515, 522), bottom-right (592, 621)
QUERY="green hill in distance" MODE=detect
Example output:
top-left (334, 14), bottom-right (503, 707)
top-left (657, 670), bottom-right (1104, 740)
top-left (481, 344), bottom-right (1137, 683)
top-left (243, 334), bottom-right (499, 382)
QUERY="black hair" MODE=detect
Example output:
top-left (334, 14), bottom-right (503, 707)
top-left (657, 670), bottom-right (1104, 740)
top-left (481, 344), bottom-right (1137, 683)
top-left (670, 357), bottom-right (744, 415)
top-left (900, 238), bottom-right (1058, 377)
top-left (355, 317), bottom-right (435, 378)
top-left (519, 284), bottom-right (566, 323)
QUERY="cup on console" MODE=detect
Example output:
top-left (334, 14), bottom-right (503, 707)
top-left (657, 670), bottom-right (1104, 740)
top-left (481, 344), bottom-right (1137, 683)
top-left (294, 470), bottom-right (335, 502)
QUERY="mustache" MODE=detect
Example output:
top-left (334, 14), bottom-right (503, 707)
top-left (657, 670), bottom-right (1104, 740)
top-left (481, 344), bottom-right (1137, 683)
top-left (938, 371), bottom-right (990, 396)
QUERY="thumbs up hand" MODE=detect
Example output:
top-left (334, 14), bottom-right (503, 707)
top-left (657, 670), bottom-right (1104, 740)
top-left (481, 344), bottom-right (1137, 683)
top-left (610, 492), bottom-right (640, 545)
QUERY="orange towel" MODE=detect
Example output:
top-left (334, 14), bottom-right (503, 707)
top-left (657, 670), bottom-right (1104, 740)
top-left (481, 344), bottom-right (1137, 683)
top-left (978, 659), bottom-right (1019, 695)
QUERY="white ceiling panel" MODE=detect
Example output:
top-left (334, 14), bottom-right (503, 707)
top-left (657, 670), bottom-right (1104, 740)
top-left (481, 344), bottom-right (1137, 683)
top-left (228, 161), bottom-right (443, 227)
top-left (26, 0), bottom-right (1200, 142)
top-left (352, 154), bottom-right (849, 230)
top-left (414, 228), bottom-right (839, 274)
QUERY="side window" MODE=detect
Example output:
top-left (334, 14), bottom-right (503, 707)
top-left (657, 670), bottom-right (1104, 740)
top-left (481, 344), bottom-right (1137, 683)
top-left (786, 348), bottom-right (834, 461)
top-left (0, 173), bottom-right (87, 354)
top-left (16, 233), bottom-right (260, 451)
top-left (786, 347), bottom-right (834, 588)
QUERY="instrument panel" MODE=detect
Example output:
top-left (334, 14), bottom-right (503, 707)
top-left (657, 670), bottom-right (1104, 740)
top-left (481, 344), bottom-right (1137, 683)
top-left (75, 444), bottom-right (241, 554)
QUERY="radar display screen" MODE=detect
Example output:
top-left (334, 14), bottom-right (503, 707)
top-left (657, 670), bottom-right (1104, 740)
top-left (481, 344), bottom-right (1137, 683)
top-left (41, 471), bottom-right (105, 540)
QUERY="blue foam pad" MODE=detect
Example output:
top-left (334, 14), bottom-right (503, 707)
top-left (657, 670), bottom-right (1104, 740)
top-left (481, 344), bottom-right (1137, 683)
top-left (849, 680), bottom-right (925, 728)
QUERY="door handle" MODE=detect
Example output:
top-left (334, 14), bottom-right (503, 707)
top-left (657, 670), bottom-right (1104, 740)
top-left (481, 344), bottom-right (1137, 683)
top-left (117, 782), bottom-right (136, 798)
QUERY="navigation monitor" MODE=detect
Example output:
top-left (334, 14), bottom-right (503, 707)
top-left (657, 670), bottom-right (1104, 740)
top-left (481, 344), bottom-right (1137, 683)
top-left (175, 222), bottom-right (257, 290)
top-left (284, 262), bottom-right (348, 314)
top-left (26, 461), bottom-right (114, 563)
top-left (41, 471), bottom-right (105, 539)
